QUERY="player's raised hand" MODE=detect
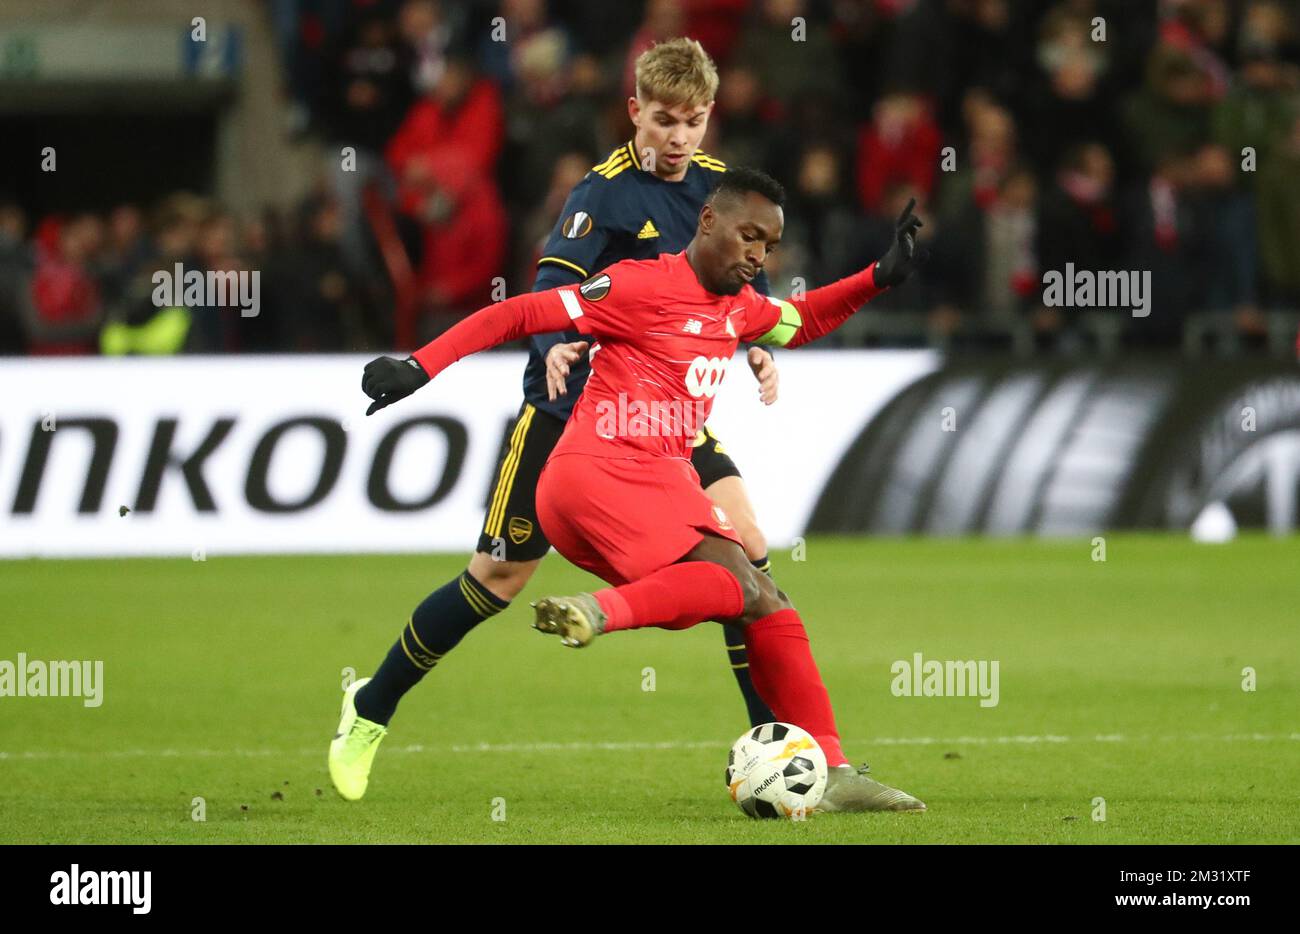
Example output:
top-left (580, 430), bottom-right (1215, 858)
top-left (362, 355), bottom-right (430, 415)
top-left (872, 196), bottom-right (927, 288)
top-left (545, 340), bottom-right (590, 401)
top-left (747, 346), bottom-right (779, 405)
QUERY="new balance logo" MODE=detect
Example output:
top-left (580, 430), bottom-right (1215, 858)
top-left (683, 319), bottom-right (702, 335)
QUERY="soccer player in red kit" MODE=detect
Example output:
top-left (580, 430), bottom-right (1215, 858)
top-left (360, 169), bottom-right (927, 811)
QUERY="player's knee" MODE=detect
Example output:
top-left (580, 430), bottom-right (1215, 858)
top-left (466, 552), bottom-right (534, 602)
top-left (736, 566), bottom-right (789, 624)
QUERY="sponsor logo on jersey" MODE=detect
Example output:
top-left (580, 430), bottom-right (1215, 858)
top-left (683, 319), bottom-right (702, 334)
top-left (684, 356), bottom-right (728, 398)
top-left (578, 273), bottom-right (611, 301)
top-left (561, 211), bottom-right (593, 239)
top-left (636, 219), bottom-right (659, 240)
top-left (508, 516), bottom-right (533, 544)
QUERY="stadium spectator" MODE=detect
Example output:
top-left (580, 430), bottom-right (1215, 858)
top-left (405, 147), bottom-right (508, 333)
top-left (387, 53), bottom-right (504, 201)
top-left (855, 90), bottom-right (943, 216)
top-left (186, 210), bottom-right (246, 354)
top-left (1019, 4), bottom-right (1117, 175)
top-left (1122, 46), bottom-right (1216, 173)
top-left (1257, 109), bottom-right (1300, 309)
top-left (936, 91), bottom-right (1018, 220)
top-left (267, 0), bottom-right (350, 134)
top-left (385, 51), bottom-right (507, 327)
top-left (980, 167), bottom-right (1040, 340)
top-left (322, 11), bottom-right (413, 282)
top-left (1238, 0), bottom-right (1300, 66)
top-left (1121, 148), bottom-right (1204, 346)
top-left (711, 63), bottom-right (778, 172)
top-left (499, 45), bottom-right (603, 213)
top-left (399, 0), bottom-right (463, 95)
top-left (99, 204), bottom-right (150, 313)
top-left (1159, 0), bottom-right (1233, 97)
top-left (1037, 142), bottom-right (1122, 281)
top-left (26, 214), bottom-right (104, 356)
top-left (1211, 37), bottom-right (1300, 173)
top-left (477, 0), bottom-right (571, 95)
top-left (932, 0), bottom-right (1022, 133)
top-left (324, 12), bottom-right (413, 153)
top-left (917, 159), bottom-right (1041, 351)
top-left (0, 201), bottom-right (31, 353)
top-left (100, 194), bottom-right (202, 357)
top-left (733, 0), bottom-right (845, 116)
top-left (681, 0), bottom-right (752, 65)
top-left (1189, 143), bottom-right (1261, 326)
top-left (269, 194), bottom-right (375, 352)
top-left (784, 142), bottom-right (860, 288)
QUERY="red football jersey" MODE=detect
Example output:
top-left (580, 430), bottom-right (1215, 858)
top-left (412, 249), bottom-right (884, 459)
top-left (549, 251), bottom-right (786, 461)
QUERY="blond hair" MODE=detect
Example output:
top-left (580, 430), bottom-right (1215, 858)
top-left (634, 37), bottom-right (719, 108)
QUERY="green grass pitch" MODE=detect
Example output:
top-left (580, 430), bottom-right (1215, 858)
top-left (1, 535), bottom-right (1297, 844)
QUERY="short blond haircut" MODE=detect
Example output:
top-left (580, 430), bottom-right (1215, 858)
top-left (634, 37), bottom-right (719, 109)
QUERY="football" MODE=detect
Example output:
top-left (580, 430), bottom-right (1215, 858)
top-left (725, 722), bottom-right (828, 819)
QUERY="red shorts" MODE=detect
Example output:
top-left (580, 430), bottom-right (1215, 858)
top-left (536, 452), bottom-right (744, 585)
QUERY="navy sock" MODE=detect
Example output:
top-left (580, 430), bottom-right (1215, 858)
top-left (725, 555), bottom-right (776, 726)
top-left (356, 570), bottom-right (508, 725)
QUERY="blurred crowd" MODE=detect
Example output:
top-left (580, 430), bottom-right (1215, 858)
top-left (2, 0), bottom-right (1299, 357)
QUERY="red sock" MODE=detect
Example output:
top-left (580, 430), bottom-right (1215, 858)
top-left (743, 608), bottom-right (848, 767)
top-left (594, 562), bottom-right (744, 632)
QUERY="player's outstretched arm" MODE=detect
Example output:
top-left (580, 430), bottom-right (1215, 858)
top-left (361, 290), bottom-right (580, 415)
top-left (747, 197), bottom-right (926, 351)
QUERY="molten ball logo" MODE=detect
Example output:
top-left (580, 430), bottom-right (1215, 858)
top-left (754, 772), bottom-right (780, 794)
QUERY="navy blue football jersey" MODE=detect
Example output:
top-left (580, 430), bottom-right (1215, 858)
top-left (522, 141), bottom-right (768, 420)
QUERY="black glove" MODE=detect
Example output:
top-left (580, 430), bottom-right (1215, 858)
top-left (362, 355), bottom-right (429, 415)
top-left (872, 197), bottom-right (926, 288)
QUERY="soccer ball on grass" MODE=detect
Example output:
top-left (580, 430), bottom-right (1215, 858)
top-left (725, 722), bottom-right (827, 819)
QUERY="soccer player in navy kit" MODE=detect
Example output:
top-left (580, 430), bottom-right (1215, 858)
top-left (332, 39), bottom-right (785, 799)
